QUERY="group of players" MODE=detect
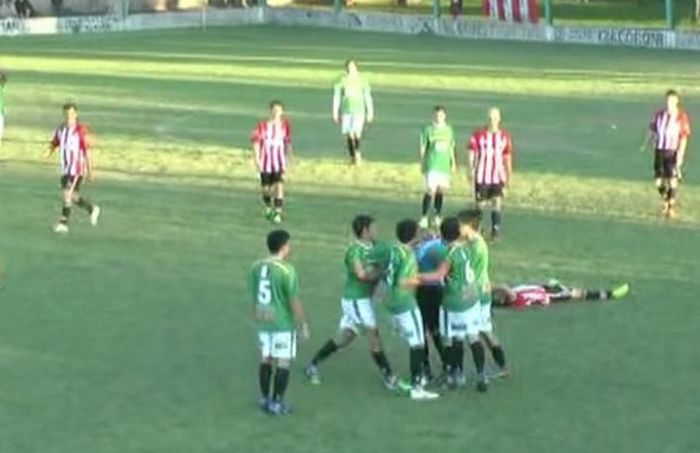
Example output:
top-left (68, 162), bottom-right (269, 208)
top-left (250, 211), bottom-right (631, 415)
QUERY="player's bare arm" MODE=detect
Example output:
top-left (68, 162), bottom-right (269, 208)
top-left (332, 88), bottom-right (341, 124)
top-left (353, 261), bottom-right (379, 282)
top-left (420, 260), bottom-right (449, 285)
top-left (450, 144), bottom-right (457, 173)
top-left (639, 130), bottom-right (655, 152)
top-left (252, 141), bottom-right (262, 172)
top-left (677, 136), bottom-right (688, 170)
top-left (364, 87), bottom-right (374, 124)
top-left (290, 298), bottom-right (310, 340)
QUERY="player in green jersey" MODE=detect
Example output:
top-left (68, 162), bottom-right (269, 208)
top-left (0, 72), bottom-right (6, 147)
top-left (332, 59), bottom-right (374, 166)
top-left (457, 209), bottom-right (509, 382)
top-left (305, 215), bottom-right (399, 390)
top-left (421, 216), bottom-right (488, 392)
top-left (250, 229), bottom-right (310, 416)
top-left (384, 219), bottom-right (440, 400)
top-left (419, 106), bottom-right (457, 229)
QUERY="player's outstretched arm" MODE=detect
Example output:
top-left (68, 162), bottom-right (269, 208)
top-left (420, 261), bottom-right (449, 285)
top-left (352, 261), bottom-right (380, 283)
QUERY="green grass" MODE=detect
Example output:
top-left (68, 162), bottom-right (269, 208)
top-left (292, 0), bottom-right (700, 29)
top-left (1, 25), bottom-right (700, 453)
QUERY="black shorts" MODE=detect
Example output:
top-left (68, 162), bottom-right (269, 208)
top-left (654, 150), bottom-right (678, 179)
top-left (475, 183), bottom-right (503, 202)
top-left (260, 172), bottom-right (284, 187)
top-left (60, 175), bottom-right (83, 192)
top-left (416, 285), bottom-right (443, 332)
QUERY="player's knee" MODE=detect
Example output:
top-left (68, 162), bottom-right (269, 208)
top-left (260, 355), bottom-right (273, 365)
top-left (669, 178), bottom-right (679, 189)
top-left (336, 328), bottom-right (356, 347)
top-left (467, 334), bottom-right (481, 345)
top-left (654, 178), bottom-right (664, 188)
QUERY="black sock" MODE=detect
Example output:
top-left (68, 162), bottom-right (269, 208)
top-left (273, 198), bottom-right (284, 213)
top-left (667, 188), bottom-right (677, 202)
top-left (311, 340), bottom-right (339, 366)
top-left (262, 194), bottom-right (272, 207)
top-left (657, 185), bottom-right (667, 197)
top-left (454, 340), bottom-right (464, 373)
top-left (409, 347), bottom-right (425, 386)
top-left (422, 194), bottom-right (432, 216)
top-left (346, 137), bottom-right (356, 158)
top-left (272, 367), bottom-right (290, 402)
top-left (584, 289), bottom-right (606, 300)
top-left (490, 345), bottom-right (507, 369)
top-left (431, 331), bottom-right (447, 370)
top-left (434, 192), bottom-right (444, 215)
top-left (371, 350), bottom-right (393, 377)
top-left (422, 343), bottom-right (432, 376)
top-left (76, 197), bottom-right (93, 213)
top-left (61, 205), bottom-right (71, 223)
top-left (470, 341), bottom-right (486, 377)
top-left (492, 210), bottom-right (502, 234)
top-left (353, 137), bottom-right (361, 152)
top-left (259, 363), bottom-right (273, 398)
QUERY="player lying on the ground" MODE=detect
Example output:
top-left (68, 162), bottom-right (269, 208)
top-left (332, 59), bottom-right (374, 166)
top-left (46, 101), bottom-right (101, 234)
top-left (491, 280), bottom-right (630, 309)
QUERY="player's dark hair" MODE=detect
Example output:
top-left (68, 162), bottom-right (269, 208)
top-left (351, 214), bottom-right (374, 238)
top-left (63, 101), bottom-right (78, 112)
top-left (396, 218), bottom-right (418, 244)
top-left (440, 216), bottom-right (461, 242)
top-left (666, 89), bottom-right (679, 98)
top-left (267, 229), bottom-right (290, 254)
top-left (434, 105), bottom-right (446, 113)
top-left (269, 100), bottom-right (284, 110)
top-left (345, 58), bottom-right (357, 71)
top-left (457, 209), bottom-right (482, 230)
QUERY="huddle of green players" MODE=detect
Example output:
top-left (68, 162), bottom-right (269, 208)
top-left (250, 209), bottom-right (506, 415)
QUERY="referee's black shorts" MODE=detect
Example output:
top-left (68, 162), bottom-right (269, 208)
top-left (416, 285), bottom-right (443, 333)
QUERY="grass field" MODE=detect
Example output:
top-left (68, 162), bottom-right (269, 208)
top-left (1, 26), bottom-right (700, 453)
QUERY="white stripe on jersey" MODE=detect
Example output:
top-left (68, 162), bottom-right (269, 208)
top-left (56, 125), bottom-right (86, 176)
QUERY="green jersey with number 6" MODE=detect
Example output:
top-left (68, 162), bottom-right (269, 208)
top-left (468, 235), bottom-right (492, 305)
top-left (420, 123), bottom-right (455, 175)
top-left (250, 258), bottom-right (299, 332)
top-left (384, 243), bottom-right (419, 315)
top-left (442, 243), bottom-right (480, 312)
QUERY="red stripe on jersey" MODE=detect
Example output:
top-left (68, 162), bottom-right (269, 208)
top-left (252, 119), bottom-right (292, 174)
top-left (650, 109), bottom-right (691, 152)
top-left (53, 123), bottom-right (89, 177)
top-left (512, 285), bottom-right (550, 308)
top-left (469, 128), bottom-right (512, 185)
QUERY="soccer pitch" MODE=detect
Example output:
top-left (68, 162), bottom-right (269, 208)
top-left (1, 25), bottom-right (699, 453)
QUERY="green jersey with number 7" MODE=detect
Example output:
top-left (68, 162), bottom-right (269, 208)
top-left (250, 257), bottom-right (300, 332)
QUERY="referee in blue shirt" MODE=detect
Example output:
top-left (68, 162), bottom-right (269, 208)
top-left (414, 229), bottom-right (448, 380)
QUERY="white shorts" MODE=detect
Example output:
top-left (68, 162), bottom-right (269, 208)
top-left (439, 305), bottom-right (481, 340)
top-left (424, 171), bottom-right (450, 192)
top-left (258, 331), bottom-right (297, 360)
top-left (339, 298), bottom-right (377, 333)
top-left (392, 307), bottom-right (425, 348)
top-left (479, 302), bottom-right (493, 333)
top-left (341, 113), bottom-right (365, 136)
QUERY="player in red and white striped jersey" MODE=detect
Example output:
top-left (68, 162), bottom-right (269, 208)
top-left (251, 100), bottom-right (292, 224)
top-left (491, 280), bottom-right (630, 310)
top-left (640, 90), bottom-right (691, 219)
top-left (468, 107), bottom-right (513, 239)
top-left (45, 102), bottom-right (100, 234)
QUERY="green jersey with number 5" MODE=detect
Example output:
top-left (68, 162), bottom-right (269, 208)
top-left (468, 235), bottom-right (492, 305)
top-left (250, 258), bottom-right (299, 332)
top-left (442, 243), bottom-right (479, 312)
